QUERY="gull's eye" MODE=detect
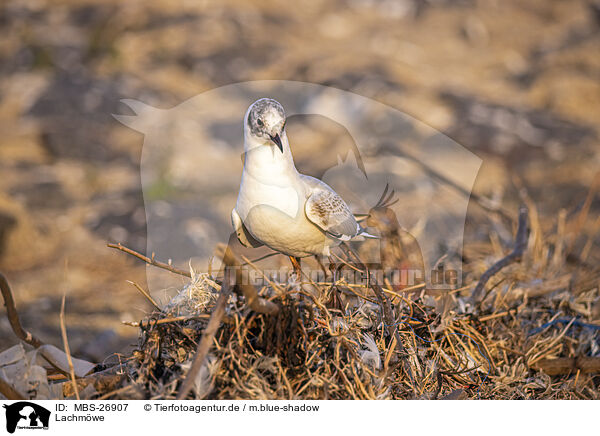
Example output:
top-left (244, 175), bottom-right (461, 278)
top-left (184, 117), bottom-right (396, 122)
top-left (257, 119), bottom-right (264, 127)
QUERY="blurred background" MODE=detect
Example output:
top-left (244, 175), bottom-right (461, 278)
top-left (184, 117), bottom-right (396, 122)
top-left (0, 0), bottom-right (598, 362)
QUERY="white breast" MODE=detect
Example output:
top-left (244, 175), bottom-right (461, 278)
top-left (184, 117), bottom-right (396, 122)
top-left (236, 171), bottom-right (301, 221)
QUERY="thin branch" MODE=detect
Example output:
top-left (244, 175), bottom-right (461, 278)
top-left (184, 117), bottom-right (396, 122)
top-left (107, 243), bottom-right (191, 277)
top-left (241, 251), bottom-right (280, 265)
top-left (126, 280), bottom-right (162, 312)
top-left (60, 293), bottom-right (79, 400)
top-left (122, 313), bottom-right (234, 327)
top-left (0, 272), bottom-right (44, 348)
top-left (239, 254), bottom-right (286, 295)
top-left (109, 238), bottom-right (278, 315)
top-left (471, 205), bottom-right (529, 303)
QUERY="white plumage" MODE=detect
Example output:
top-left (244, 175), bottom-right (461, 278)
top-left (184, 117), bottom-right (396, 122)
top-left (232, 98), bottom-right (374, 258)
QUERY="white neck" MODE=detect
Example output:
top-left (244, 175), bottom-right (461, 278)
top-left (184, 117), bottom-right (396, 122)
top-left (243, 130), bottom-right (299, 182)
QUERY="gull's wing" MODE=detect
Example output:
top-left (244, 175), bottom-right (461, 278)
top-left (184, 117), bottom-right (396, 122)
top-left (302, 176), bottom-right (361, 241)
top-left (231, 208), bottom-right (264, 248)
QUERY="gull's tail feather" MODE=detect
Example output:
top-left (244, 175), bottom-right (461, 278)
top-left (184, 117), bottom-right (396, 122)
top-left (351, 227), bottom-right (379, 241)
top-left (359, 230), bottom-right (379, 239)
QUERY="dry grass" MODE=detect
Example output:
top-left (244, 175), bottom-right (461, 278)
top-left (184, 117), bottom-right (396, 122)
top-left (91, 181), bottom-right (599, 400)
top-left (1, 179), bottom-right (599, 400)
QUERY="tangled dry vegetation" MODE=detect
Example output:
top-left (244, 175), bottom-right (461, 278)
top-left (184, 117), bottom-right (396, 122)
top-left (1, 178), bottom-right (600, 400)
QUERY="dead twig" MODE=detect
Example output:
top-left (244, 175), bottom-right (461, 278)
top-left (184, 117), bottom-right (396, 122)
top-left (0, 272), bottom-right (44, 348)
top-left (122, 313), bottom-right (234, 327)
top-left (566, 171), bottom-right (600, 255)
top-left (59, 293), bottom-right (79, 400)
top-left (109, 240), bottom-right (278, 315)
top-left (107, 243), bottom-right (191, 278)
top-left (471, 206), bottom-right (529, 302)
top-left (127, 280), bottom-right (162, 312)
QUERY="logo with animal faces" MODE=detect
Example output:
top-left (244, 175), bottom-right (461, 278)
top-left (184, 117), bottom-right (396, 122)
top-left (114, 81), bottom-right (481, 292)
top-left (3, 402), bottom-right (50, 433)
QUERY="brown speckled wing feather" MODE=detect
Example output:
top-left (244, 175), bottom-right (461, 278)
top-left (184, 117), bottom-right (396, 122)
top-left (305, 186), bottom-right (360, 241)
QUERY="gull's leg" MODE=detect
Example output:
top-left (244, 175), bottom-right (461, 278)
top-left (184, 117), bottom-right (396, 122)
top-left (314, 255), bottom-right (328, 279)
top-left (289, 256), bottom-right (302, 282)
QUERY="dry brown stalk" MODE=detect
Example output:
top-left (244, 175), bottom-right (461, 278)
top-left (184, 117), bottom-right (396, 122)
top-left (566, 171), bottom-right (600, 255)
top-left (0, 272), bottom-right (44, 348)
top-left (239, 254), bottom-right (286, 295)
top-left (107, 243), bottom-right (191, 277)
top-left (60, 293), bottom-right (80, 400)
top-left (122, 314), bottom-right (218, 327)
top-left (109, 239), bottom-right (278, 315)
top-left (471, 206), bottom-right (529, 302)
top-left (127, 280), bottom-right (162, 311)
